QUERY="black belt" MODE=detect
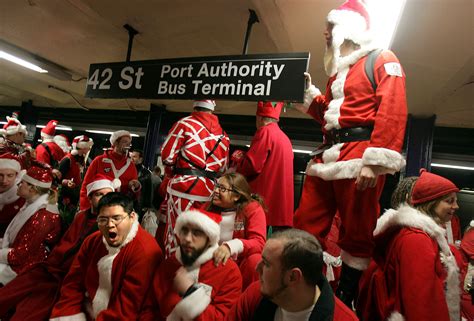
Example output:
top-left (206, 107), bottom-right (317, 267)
top-left (174, 168), bottom-right (219, 180)
top-left (324, 126), bottom-right (373, 145)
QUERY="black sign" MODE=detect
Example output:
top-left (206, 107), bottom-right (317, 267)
top-left (85, 53), bottom-right (310, 102)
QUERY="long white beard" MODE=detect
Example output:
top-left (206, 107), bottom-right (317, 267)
top-left (324, 45), bottom-right (340, 77)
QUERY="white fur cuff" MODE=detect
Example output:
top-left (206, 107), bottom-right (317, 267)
top-left (387, 311), bottom-right (405, 321)
top-left (224, 239), bottom-right (244, 256)
top-left (340, 250), bottom-right (370, 270)
top-left (303, 85), bottom-right (321, 108)
top-left (49, 312), bottom-right (87, 321)
top-left (173, 285), bottom-right (212, 319)
top-left (362, 147), bottom-right (405, 173)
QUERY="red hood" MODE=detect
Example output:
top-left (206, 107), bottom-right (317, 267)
top-left (191, 111), bottom-right (224, 135)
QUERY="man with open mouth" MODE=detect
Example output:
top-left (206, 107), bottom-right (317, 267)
top-left (50, 192), bottom-right (163, 320)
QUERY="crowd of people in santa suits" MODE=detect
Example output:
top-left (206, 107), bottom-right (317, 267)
top-left (0, 0), bottom-right (473, 320)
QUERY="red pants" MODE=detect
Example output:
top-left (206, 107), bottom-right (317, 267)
top-left (294, 175), bottom-right (385, 258)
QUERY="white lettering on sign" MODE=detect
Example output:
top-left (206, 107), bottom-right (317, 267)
top-left (87, 68), bottom-right (113, 90)
top-left (160, 64), bottom-right (194, 78)
top-left (119, 67), bottom-right (144, 89)
top-left (195, 62), bottom-right (285, 80)
top-left (191, 79), bottom-right (271, 96)
top-left (157, 81), bottom-right (186, 94)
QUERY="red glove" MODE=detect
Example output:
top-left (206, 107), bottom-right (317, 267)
top-left (231, 150), bottom-right (245, 164)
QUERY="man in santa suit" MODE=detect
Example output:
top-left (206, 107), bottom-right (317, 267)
top-left (79, 130), bottom-right (140, 211)
top-left (0, 163), bottom-right (62, 285)
top-left (154, 208), bottom-right (242, 321)
top-left (234, 101), bottom-right (294, 231)
top-left (0, 153), bottom-right (25, 237)
top-left (293, 0), bottom-right (407, 307)
top-left (0, 175), bottom-right (115, 321)
top-left (161, 100), bottom-right (230, 256)
top-left (50, 192), bottom-right (163, 321)
top-left (226, 229), bottom-right (358, 321)
top-left (0, 115), bottom-right (32, 168)
top-left (35, 120), bottom-right (65, 168)
top-left (57, 135), bottom-right (94, 224)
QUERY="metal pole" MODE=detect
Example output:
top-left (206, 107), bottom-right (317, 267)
top-left (242, 9), bottom-right (259, 55)
top-left (124, 24), bottom-right (139, 62)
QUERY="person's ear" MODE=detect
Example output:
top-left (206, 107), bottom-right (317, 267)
top-left (288, 268), bottom-right (302, 284)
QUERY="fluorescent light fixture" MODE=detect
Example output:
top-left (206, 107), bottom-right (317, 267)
top-left (0, 50), bottom-right (48, 73)
top-left (431, 163), bottom-right (474, 171)
top-left (86, 130), bottom-right (139, 137)
top-left (36, 125), bottom-right (72, 131)
top-left (366, 0), bottom-right (407, 49)
top-left (293, 149), bottom-right (312, 154)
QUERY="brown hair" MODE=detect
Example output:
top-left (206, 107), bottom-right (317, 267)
top-left (414, 197), bottom-right (443, 225)
top-left (33, 186), bottom-right (57, 205)
top-left (208, 172), bottom-right (266, 212)
top-left (390, 176), bottom-right (418, 208)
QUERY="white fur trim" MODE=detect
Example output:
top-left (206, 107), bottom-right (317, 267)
top-left (175, 210), bottom-right (220, 245)
top-left (324, 68), bottom-right (349, 130)
top-left (387, 311), bottom-right (405, 321)
top-left (375, 206), bottom-right (460, 321)
top-left (340, 250), bottom-right (370, 270)
top-left (224, 239), bottom-right (244, 256)
top-left (169, 286), bottom-right (212, 320)
top-left (193, 100), bottom-right (216, 111)
top-left (0, 117), bottom-right (27, 136)
top-left (86, 179), bottom-right (115, 196)
top-left (0, 248), bottom-right (10, 263)
top-left (0, 158), bottom-right (21, 173)
top-left (323, 251), bottom-right (342, 281)
top-left (49, 312), bottom-right (87, 321)
top-left (303, 85), bottom-right (321, 109)
top-left (22, 174), bottom-right (52, 188)
top-left (93, 219), bottom-right (139, 317)
top-left (306, 157), bottom-right (362, 180)
top-left (362, 147), bottom-right (406, 173)
top-left (327, 9), bottom-right (372, 47)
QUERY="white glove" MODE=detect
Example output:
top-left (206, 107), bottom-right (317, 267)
top-left (295, 72), bottom-right (321, 113)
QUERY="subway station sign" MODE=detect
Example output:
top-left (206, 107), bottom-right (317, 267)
top-left (85, 53), bottom-right (310, 102)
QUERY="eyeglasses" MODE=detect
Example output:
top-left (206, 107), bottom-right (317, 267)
top-left (214, 183), bottom-right (236, 194)
top-left (97, 214), bottom-right (130, 226)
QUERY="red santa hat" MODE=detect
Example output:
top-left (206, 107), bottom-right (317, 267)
top-left (22, 165), bottom-right (53, 189)
top-left (175, 208), bottom-right (222, 245)
top-left (86, 174), bottom-right (118, 196)
top-left (411, 169), bottom-right (459, 205)
top-left (193, 100), bottom-right (216, 111)
top-left (0, 116), bottom-right (27, 136)
top-left (109, 130), bottom-right (131, 146)
top-left (71, 135), bottom-right (94, 155)
top-left (256, 101), bottom-right (284, 121)
top-left (41, 120), bottom-right (58, 138)
top-left (0, 153), bottom-right (21, 173)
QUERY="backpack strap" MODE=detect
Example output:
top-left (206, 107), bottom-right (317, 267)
top-left (41, 143), bottom-right (58, 168)
top-left (365, 49), bottom-right (383, 91)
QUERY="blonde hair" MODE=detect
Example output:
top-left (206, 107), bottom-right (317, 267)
top-left (33, 186), bottom-right (58, 205)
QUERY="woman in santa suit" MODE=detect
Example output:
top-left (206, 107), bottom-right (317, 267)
top-left (357, 169), bottom-right (461, 321)
top-left (0, 163), bottom-right (62, 285)
top-left (207, 172), bottom-right (266, 290)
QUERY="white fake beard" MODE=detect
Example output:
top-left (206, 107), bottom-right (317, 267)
top-left (324, 45), bottom-right (339, 77)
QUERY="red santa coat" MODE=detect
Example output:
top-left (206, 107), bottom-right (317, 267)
top-left (0, 184), bottom-right (25, 237)
top-left (154, 244), bottom-right (242, 321)
top-left (459, 228), bottom-right (474, 321)
top-left (236, 122), bottom-right (294, 227)
top-left (357, 205), bottom-right (460, 321)
top-left (36, 140), bottom-right (65, 167)
top-left (226, 279), bottom-right (358, 321)
top-left (161, 111), bottom-right (229, 254)
top-left (51, 221), bottom-right (163, 321)
top-left (0, 195), bottom-right (61, 284)
top-left (0, 209), bottom-right (98, 321)
top-left (79, 150), bottom-right (138, 210)
top-left (215, 201), bottom-right (266, 289)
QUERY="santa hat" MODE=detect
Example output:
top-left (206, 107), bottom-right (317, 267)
top-left (109, 130), bottom-right (131, 146)
top-left (86, 174), bottom-right (118, 196)
top-left (175, 208), bottom-right (222, 245)
top-left (411, 169), bottom-right (459, 205)
top-left (41, 120), bottom-right (58, 138)
top-left (0, 153), bottom-right (21, 173)
top-left (0, 116), bottom-right (27, 136)
top-left (256, 101), bottom-right (284, 121)
top-left (54, 134), bottom-right (71, 153)
top-left (193, 100), bottom-right (216, 111)
top-left (22, 165), bottom-right (53, 189)
top-left (71, 135), bottom-right (94, 155)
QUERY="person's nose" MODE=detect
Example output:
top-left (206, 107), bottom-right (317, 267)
top-left (453, 200), bottom-right (459, 210)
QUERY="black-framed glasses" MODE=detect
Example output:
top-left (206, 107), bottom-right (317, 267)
top-left (97, 214), bottom-right (130, 226)
top-left (214, 183), bottom-right (236, 194)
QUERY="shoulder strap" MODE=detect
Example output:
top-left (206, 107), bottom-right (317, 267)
top-left (42, 143), bottom-right (58, 168)
top-left (365, 48), bottom-right (383, 91)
